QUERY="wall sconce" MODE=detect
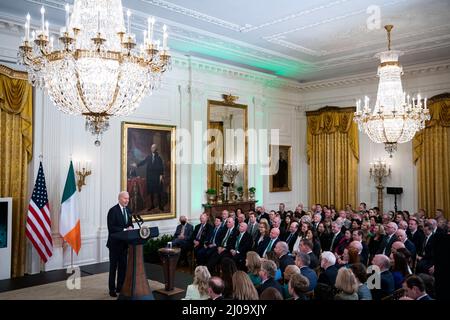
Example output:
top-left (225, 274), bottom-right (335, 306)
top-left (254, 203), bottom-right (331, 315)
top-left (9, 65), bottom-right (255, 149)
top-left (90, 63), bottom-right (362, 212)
top-left (75, 160), bottom-right (92, 192)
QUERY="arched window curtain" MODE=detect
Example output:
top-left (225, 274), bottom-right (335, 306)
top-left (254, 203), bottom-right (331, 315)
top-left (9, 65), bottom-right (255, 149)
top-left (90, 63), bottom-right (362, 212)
top-left (0, 64), bottom-right (33, 277)
top-left (413, 93), bottom-right (450, 219)
top-left (306, 107), bottom-right (359, 211)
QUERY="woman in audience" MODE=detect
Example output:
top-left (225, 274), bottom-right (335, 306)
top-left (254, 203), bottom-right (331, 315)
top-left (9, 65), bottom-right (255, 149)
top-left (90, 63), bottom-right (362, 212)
top-left (219, 257), bottom-right (237, 299)
top-left (254, 219), bottom-right (270, 253)
top-left (183, 265), bottom-right (211, 300)
top-left (281, 214), bottom-right (292, 235)
top-left (337, 247), bottom-right (360, 268)
top-left (266, 251), bottom-right (282, 281)
top-left (232, 271), bottom-right (259, 300)
top-left (288, 273), bottom-right (310, 300)
top-left (246, 251), bottom-right (262, 287)
top-left (317, 222), bottom-right (331, 252)
top-left (350, 263), bottom-right (372, 300)
top-left (391, 251), bottom-right (410, 290)
top-left (282, 264), bottom-right (301, 299)
top-left (368, 223), bottom-right (385, 260)
top-left (298, 221), bottom-right (311, 240)
top-left (306, 229), bottom-right (321, 258)
top-left (260, 287), bottom-right (283, 300)
top-left (351, 219), bottom-right (362, 231)
top-left (334, 229), bottom-right (352, 256)
top-left (334, 267), bottom-right (359, 300)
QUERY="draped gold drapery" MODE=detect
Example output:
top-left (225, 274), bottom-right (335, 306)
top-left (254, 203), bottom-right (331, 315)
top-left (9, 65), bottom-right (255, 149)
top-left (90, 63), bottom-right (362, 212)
top-left (306, 107), bottom-right (359, 211)
top-left (413, 93), bottom-right (450, 219)
top-left (0, 65), bottom-right (33, 278)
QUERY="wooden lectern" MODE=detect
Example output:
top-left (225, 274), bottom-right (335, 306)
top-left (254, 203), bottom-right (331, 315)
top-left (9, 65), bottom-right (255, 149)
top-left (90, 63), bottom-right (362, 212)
top-left (111, 227), bottom-right (159, 300)
top-left (154, 247), bottom-right (184, 296)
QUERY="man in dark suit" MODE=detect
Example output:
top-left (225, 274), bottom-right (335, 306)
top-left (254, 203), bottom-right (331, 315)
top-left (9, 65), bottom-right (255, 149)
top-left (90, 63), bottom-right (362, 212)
top-left (197, 217), bottom-right (223, 265)
top-left (416, 223), bottom-right (435, 274)
top-left (247, 212), bottom-right (259, 242)
top-left (207, 277), bottom-right (225, 300)
top-left (230, 222), bottom-right (253, 269)
top-left (107, 191), bottom-right (134, 297)
top-left (300, 239), bottom-right (319, 269)
top-left (258, 259), bottom-right (283, 297)
top-left (401, 275), bottom-right (433, 300)
top-left (172, 215), bottom-right (194, 265)
top-left (255, 206), bottom-right (269, 223)
top-left (371, 254), bottom-right (395, 300)
top-left (407, 218), bottom-right (425, 254)
top-left (352, 230), bottom-right (369, 266)
top-left (135, 143), bottom-right (165, 211)
top-left (396, 229), bottom-right (417, 262)
top-left (274, 241), bottom-right (294, 274)
top-left (295, 252), bottom-right (318, 291)
top-left (192, 213), bottom-right (212, 264)
top-left (283, 221), bottom-right (299, 253)
top-left (329, 221), bottom-right (344, 252)
top-left (261, 227), bottom-right (280, 258)
top-left (377, 222), bottom-right (398, 257)
top-left (207, 217), bottom-right (238, 273)
top-left (317, 251), bottom-right (338, 287)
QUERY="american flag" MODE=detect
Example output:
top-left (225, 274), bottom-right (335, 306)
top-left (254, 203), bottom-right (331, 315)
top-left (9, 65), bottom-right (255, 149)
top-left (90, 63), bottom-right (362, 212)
top-left (26, 162), bottom-right (53, 262)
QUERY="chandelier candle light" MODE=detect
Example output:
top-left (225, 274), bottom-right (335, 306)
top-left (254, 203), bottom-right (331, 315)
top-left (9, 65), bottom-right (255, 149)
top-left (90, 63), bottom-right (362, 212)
top-left (354, 25), bottom-right (430, 157)
top-left (18, 0), bottom-right (171, 146)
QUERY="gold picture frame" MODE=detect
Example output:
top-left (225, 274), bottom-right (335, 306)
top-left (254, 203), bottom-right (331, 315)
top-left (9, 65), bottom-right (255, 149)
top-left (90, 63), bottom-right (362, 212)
top-left (121, 122), bottom-right (176, 221)
top-left (269, 145), bottom-right (292, 192)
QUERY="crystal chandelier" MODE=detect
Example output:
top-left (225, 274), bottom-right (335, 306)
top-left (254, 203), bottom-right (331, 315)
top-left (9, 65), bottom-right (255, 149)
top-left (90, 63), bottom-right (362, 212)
top-left (17, 0), bottom-right (171, 145)
top-left (354, 25), bottom-right (429, 157)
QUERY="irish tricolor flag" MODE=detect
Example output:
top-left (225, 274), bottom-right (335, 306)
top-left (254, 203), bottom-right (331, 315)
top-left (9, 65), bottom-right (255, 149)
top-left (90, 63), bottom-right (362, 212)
top-left (59, 161), bottom-right (81, 254)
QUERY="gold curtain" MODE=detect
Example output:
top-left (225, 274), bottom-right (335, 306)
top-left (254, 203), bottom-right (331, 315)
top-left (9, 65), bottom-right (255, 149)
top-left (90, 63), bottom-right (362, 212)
top-left (0, 65), bottom-right (33, 278)
top-left (413, 93), bottom-right (450, 219)
top-left (307, 107), bottom-right (359, 210)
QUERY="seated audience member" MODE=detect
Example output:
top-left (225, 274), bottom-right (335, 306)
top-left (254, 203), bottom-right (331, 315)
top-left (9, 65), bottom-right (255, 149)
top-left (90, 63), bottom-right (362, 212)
top-left (260, 287), bottom-right (284, 300)
top-left (299, 239), bottom-right (319, 269)
top-left (400, 275), bottom-right (434, 300)
top-left (317, 222), bottom-right (332, 252)
top-left (370, 254), bottom-right (395, 300)
top-left (288, 273), bottom-right (310, 300)
top-left (274, 241), bottom-right (295, 274)
top-left (247, 212), bottom-right (260, 242)
top-left (390, 251), bottom-right (411, 290)
top-left (232, 271), bottom-right (259, 300)
top-left (266, 251), bottom-right (282, 281)
top-left (350, 263), bottom-right (372, 300)
top-left (246, 251), bottom-right (262, 287)
top-left (192, 213), bottom-right (212, 264)
top-left (207, 217), bottom-right (238, 272)
top-left (334, 268), bottom-right (359, 300)
top-left (283, 221), bottom-right (299, 253)
top-left (172, 215), bottom-right (194, 266)
top-left (261, 228), bottom-right (280, 258)
top-left (254, 219), bottom-right (271, 256)
top-left (417, 273), bottom-right (436, 299)
top-left (396, 228), bottom-right (417, 262)
top-left (334, 229), bottom-right (352, 256)
top-left (197, 217), bottom-right (223, 265)
top-left (318, 251), bottom-right (338, 287)
top-left (183, 266), bottom-right (211, 300)
top-left (295, 252), bottom-right (318, 292)
top-left (305, 229), bottom-right (322, 258)
top-left (230, 222), bottom-right (253, 269)
top-left (282, 265), bottom-right (301, 299)
top-left (351, 230), bottom-right (369, 265)
top-left (257, 259), bottom-right (284, 297)
top-left (219, 257), bottom-right (237, 299)
top-left (208, 276), bottom-right (225, 300)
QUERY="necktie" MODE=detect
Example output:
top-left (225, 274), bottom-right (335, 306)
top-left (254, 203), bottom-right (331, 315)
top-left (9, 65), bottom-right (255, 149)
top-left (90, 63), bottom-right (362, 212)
top-left (286, 233), bottom-right (293, 243)
top-left (264, 239), bottom-right (274, 256)
top-left (330, 233), bottom-right (337, 250)
top-left (196, 224), bottom-right (204, 240)
top-left (180, 224), bottom-right (185, 237)
top-left (235, 233), bottom-right (242, 249)
top-left (222, 229), bottom-right (231, 246)
top-left (122, 207), bottom-right (127, 224)
top-left (212, 228), bottom-right (219, 244)
top-left (152, 154), bottom-right (155, 164)
top-left (249, 223), bottom-right (254, 235)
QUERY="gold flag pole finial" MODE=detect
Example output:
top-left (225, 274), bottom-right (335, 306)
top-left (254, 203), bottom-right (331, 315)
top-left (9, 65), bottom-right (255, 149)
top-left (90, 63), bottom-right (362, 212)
top-left (384, 25), bottom-right (394, 51)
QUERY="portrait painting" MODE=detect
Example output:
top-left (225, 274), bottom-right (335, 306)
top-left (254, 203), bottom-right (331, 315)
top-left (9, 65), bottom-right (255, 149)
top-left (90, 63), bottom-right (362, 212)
top-left (269, 145), bottom-right (292, 192)
top-left (121, 122), bottom-right (176, 221)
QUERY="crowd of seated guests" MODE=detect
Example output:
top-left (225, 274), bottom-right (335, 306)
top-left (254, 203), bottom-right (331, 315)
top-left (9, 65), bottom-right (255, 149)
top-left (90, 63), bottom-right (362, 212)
top-left (175, 202), bottom-right (449, 300)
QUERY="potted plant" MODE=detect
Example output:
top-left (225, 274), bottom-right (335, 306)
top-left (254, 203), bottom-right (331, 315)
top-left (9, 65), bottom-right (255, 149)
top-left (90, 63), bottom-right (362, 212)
top-left (206, 188), bottom-right (217, 203)
top-left (143, 234), bottom-right (174, 263)
top-left (248, 187), bottom-right (256, 200)
top-left (236, 186), bottom-right (243, 201)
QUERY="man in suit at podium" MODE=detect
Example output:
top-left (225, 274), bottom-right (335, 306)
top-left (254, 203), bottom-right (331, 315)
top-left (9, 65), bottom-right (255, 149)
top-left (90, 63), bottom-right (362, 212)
top-left (107, 191), bottom-right (134, 297)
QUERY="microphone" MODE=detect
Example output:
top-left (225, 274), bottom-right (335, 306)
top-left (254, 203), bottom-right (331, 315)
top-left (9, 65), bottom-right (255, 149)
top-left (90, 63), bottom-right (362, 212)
top-left (136, 215), bottom-right (144, 223)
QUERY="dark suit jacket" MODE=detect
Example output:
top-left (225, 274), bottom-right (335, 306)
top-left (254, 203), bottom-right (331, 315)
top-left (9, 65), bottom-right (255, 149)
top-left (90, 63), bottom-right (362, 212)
top-left (318, 265), bottom-right (338, 286)
top-left (247, 222), bottom-right (259, 242)
top-left (260, 238), bottom-right (279, 257)
top-left (256, 212), bottom-right (270, 223)
top-left (417, 294), bottom-right (433, 300)
top-left (107, 204), bottom-right (133, 249)
top-left (174, 223), bottom-right (194, 242)
top-left (377, 234), bottom-right (398, 257)
top-left (232, 232), bottom-right (253, 259)
top-left (206, 226), bottom-right (223, 246)
top-left (421, 234), bottom-right (435, 259)
top-left (137, 152), bottom-right (164, 193)
top-left (192, 223), bottom-right (212, 246)
top-left (371, 270), bottom-right (394, 300)
top-left (404, 239), bottom-right (417, 261)
top-left (283, 232), bottom-right (298, 253)
top-left (258, 277), bottom-right (284, 297)
top-left (278, 254), bottom-right (295, 274)
top-left (361, 242), bottom-right (369, 266)
top-left (308, 252), bottom-right (319, 269)
top-left (407, 229), bottom-right (425, 254)
top-left (255, 236), bottom-right (270, 257)
top-left (330, 231), bottom-right (344, 252)
top-left (300, 266), bottom-right (318, 291)
top-left (219, 227), bottom-right (239, 250)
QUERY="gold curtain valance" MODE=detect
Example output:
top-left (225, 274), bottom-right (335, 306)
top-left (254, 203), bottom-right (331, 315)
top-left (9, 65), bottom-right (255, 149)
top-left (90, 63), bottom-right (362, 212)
top-left (413, 93), bottom-right (450, 164)
top-left (0, 65), bottom-right (33, 161)
top-left (306, 106), bottom-right (359, 164)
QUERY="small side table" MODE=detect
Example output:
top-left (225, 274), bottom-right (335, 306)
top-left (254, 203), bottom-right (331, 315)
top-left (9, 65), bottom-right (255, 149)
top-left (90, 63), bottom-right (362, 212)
top-left (154, 247), bottom-right (184, 296)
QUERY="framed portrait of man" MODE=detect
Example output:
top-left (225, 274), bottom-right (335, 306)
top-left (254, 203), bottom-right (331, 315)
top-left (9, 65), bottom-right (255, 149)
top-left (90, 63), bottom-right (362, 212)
top-left (121, 122), bottom-right (176, 221)
top-left (269, 145), bottom-right (292, 192)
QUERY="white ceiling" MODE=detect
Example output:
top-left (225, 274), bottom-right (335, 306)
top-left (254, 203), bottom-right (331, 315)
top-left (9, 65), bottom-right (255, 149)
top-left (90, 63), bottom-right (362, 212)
top-left (1, 0), bottom-right (450, 82)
